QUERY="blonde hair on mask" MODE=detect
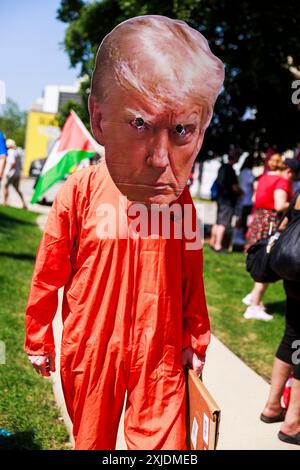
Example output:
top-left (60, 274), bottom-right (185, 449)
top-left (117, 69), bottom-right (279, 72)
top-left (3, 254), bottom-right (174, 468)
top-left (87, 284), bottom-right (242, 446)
top-left (90, 15), bottom-right (224, 130)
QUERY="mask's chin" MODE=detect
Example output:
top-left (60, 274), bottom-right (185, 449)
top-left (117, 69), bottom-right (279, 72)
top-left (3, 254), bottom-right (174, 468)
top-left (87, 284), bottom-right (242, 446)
top-left (115, 182), bottom-right (182, 206)
top-left (145, 193), bottom-right (180, 207)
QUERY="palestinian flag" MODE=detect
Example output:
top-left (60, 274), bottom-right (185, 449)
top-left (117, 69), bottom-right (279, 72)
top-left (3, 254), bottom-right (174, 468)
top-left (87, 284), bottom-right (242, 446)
top-left (31, 110), bottom-right (104, 203)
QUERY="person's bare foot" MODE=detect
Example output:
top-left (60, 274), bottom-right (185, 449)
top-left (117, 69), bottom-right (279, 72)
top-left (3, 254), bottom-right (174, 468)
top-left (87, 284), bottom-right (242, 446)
top-left (280, 421), bottom-right (300, 436)
top-left (214, 245), bottom-right (222, 251)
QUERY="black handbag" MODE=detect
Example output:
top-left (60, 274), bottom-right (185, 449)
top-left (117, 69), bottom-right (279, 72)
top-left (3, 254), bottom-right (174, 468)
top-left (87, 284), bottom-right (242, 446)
top-left (269, 211), bottom-right (300, 281)
top-left (246, 232), bottom-right (281, 283)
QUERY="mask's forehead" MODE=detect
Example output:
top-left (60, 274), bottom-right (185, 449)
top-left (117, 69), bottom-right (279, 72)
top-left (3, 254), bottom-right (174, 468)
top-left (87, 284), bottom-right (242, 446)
top-left (117, 82), bottom-right (202, 114)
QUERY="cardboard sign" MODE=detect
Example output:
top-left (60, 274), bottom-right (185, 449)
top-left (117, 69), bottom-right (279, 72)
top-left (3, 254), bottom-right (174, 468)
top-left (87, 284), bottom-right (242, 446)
top-left (186, 369), bottom-right (221, 450)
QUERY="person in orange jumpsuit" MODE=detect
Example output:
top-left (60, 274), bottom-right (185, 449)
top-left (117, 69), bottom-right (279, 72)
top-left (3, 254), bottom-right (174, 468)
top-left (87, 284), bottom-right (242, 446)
top-left (24, 15), bottom-right (224, 450)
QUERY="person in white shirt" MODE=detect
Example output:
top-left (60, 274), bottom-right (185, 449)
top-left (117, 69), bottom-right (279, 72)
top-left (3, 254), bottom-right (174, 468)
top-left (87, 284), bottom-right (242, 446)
top-left (3, 139), bottom-right (27, 209)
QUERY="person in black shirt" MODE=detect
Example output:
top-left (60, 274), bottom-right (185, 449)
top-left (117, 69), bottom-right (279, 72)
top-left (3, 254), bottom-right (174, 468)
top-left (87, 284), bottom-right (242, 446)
top-left (210, 149), bottom-right (241, 252)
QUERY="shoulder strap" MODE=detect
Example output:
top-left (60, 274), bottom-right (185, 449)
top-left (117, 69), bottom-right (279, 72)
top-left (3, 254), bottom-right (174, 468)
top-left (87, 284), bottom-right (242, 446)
top-left (285, 189), bottom-right (300, 221)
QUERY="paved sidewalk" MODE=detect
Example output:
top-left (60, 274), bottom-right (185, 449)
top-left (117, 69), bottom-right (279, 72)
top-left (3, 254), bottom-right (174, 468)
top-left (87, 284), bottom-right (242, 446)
top-left (11, 179), bottom-right (298, 450)
top-left (204, 336), bottom-right (297, 450)
top-left (0, 177), bottom-right (63, 214)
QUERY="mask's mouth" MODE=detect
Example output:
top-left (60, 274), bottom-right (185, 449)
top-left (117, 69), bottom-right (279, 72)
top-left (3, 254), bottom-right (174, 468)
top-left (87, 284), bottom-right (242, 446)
top-left (115, 180), bottom-right (182, 191)
top-left (152, 182), bottom-right (171, 189)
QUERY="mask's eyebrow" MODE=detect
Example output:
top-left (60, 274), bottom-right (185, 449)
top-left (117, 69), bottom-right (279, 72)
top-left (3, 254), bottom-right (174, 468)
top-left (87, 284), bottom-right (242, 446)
top-left (124, 107), bottom-right (156, 124)
top-left (122, 107), bottom-right (203, 126)
top-left (171, 111), bottom-right (202, 126)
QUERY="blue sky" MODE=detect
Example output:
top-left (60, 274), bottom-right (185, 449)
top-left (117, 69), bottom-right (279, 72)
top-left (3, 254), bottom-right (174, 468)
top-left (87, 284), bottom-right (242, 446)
top-left (0, 0), bottom-right (80, 112)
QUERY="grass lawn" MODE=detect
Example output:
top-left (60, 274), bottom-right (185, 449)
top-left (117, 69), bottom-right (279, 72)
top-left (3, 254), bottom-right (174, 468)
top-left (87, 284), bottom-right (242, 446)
top-left (0, 205), bottom-right (69, 450)
top-left (203, 244), bottom-right (286, 381)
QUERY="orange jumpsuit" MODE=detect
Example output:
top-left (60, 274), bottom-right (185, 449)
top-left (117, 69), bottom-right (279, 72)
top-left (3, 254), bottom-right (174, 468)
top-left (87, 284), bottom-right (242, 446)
top-left (24, 159), bottom-right (210, 450)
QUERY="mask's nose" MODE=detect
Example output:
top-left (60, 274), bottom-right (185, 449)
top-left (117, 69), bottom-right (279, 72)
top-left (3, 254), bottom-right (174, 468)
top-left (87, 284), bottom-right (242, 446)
top-left (146, 130), bottom-right (169, 169)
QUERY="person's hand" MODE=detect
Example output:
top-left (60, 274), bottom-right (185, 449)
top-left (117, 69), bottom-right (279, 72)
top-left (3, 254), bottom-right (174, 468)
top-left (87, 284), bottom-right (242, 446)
top-left (28, 351), bottom-right (56, 377)
top-left (182, 347), bottom-right (205, 376)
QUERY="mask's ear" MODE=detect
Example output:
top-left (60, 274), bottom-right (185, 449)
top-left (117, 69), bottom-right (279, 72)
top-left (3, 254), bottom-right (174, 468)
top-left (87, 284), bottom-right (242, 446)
top-left (89, 95), bottom-right (104, 145)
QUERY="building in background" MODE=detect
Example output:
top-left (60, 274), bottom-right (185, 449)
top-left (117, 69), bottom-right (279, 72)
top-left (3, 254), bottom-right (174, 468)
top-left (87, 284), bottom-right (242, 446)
top-left (24, 81), bottom-right (82, 176)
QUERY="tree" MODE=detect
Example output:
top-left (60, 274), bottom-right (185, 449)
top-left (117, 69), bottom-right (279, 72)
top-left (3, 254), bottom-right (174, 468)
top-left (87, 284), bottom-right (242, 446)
top-left (57, 0), bottom-right (300, 155)
top-left (0, 98), bottom-right (27, 147)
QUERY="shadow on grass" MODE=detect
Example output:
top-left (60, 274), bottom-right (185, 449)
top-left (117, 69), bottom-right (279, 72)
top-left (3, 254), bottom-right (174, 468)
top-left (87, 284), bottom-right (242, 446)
top-left (265, 300), bottom-right (286, 316)
top-left (0, 430), bottom-right (41, 450)
top-left (0, 211), bottom-right (36, 233)
top-left (0, 251), bottom-right (36, 262)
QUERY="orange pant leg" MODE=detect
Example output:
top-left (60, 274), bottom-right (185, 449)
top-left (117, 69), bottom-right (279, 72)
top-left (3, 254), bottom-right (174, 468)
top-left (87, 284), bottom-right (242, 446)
top-left (63, 355), bottom-right (127, 450)
top-left (124, 367), bottom-right (187, 450)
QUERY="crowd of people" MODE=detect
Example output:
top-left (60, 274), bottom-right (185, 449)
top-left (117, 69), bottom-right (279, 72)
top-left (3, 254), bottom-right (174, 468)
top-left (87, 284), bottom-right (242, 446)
top-left (208, 146), bottom-right (300, 445)
top-left (210, 149), bottom-right (300, 251)
top-left (209, 148), bottom-right (300, 317)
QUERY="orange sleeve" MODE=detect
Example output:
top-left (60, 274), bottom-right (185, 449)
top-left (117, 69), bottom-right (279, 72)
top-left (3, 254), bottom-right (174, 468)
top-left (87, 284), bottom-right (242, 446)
top-left (181, 188), bottom-right (211, 357)
top-left (24, 177), bottom-right (77, 355)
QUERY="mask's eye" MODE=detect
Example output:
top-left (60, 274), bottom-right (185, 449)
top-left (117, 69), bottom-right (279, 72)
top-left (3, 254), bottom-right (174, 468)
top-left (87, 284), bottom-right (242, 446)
top-left (133, 117), bottom-right (145, 129)
top-left (175, 124), bottom-right (186, 136)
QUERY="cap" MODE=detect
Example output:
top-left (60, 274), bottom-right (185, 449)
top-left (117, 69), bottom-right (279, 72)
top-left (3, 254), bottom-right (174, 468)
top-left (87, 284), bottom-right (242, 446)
top-left (6, 138), bottom-right (16, 149)
top-left (284, 158), bottom-right (300, 174)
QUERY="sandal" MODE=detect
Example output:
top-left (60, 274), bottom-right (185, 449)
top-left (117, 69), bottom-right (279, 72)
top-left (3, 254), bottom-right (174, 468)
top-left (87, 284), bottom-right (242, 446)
top-left (260, 408), bottom-right (286, 423)
top-left (278, 431), bottom-right (300, 445)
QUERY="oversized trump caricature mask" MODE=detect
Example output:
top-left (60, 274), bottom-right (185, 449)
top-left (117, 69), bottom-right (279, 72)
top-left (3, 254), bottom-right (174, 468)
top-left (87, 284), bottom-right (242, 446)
top-left (89, 15), bottom-right (224, 206)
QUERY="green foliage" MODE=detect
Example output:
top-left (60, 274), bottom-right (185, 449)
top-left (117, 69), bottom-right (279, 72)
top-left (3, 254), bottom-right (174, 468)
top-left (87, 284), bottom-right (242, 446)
top-left (56, 0), bottom-right (85, 22)
top-left (0, 98), bottom-right (27, 147)
top-left (57, 0), bottom-right (300, 154)
top-left (61, 0), bottom-right (124, 76)
top-left (191, 0), bottom-right (300, 154)
top-left (0, 206), bottom-right (69, 449)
